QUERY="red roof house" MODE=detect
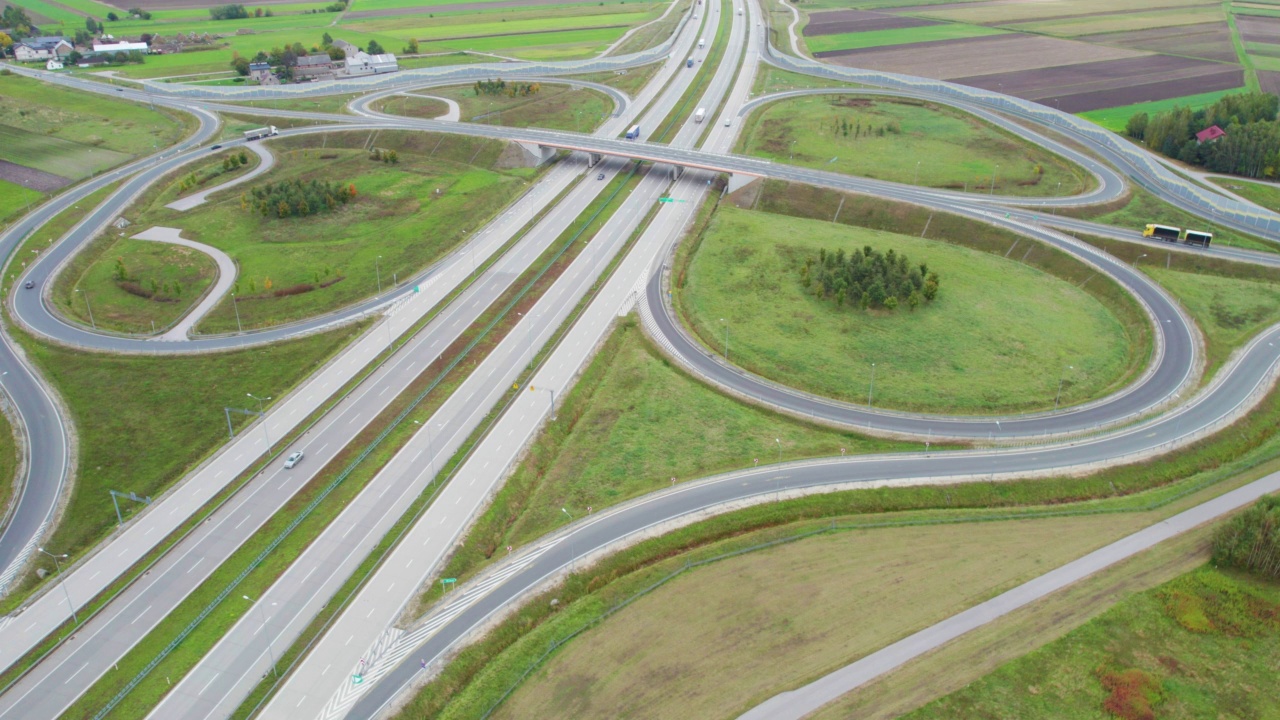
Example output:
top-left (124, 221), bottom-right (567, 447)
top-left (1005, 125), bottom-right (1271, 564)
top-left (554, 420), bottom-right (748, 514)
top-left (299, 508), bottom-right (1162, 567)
top-left (1195, 125), bottom-right (1226, 144)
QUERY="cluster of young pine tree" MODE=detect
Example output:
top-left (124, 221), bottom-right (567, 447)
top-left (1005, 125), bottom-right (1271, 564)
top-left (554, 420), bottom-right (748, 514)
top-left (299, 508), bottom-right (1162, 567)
top-left (247, 178), bottom-right (355, 219)
top-left (800, 246), bottom-right (938, 311)
top-left (473, 78), bottom-right (541, 97)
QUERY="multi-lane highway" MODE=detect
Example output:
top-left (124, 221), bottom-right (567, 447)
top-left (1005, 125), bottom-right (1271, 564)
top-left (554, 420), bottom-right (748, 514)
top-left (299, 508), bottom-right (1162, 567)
top-left (2, 0), bottom-right (1280, 717)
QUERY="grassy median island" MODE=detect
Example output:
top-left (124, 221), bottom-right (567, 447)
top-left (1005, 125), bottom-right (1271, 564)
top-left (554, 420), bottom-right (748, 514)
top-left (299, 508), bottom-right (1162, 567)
top-left (0, 410), bottom-right (17, 530)
top-left (1145, 268), bottom-right (1280, 375)
top-left (56, 131), bottom-right (536, 334)
top-left (387, 82), bottom-right (614, 132)
top-left (902, 565), bottom-right (1280, 720)
top-left (1, 321), bottom-right (367, 606)
top-left (679, 205), bottom-right (1134, 413)
top-left (737, 94), bottom-right (1089, 196)
top-left (430, 317), bottom-right (921, 597)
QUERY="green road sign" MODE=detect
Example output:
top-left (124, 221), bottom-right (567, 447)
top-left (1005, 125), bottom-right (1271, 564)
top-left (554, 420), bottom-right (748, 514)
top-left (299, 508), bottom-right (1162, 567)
top-left (658, 197), bottom-right (674, 203)
top-left (442, 578), bottom-right (457, 584)
top-left (352, 674), bottom-right (364, 685)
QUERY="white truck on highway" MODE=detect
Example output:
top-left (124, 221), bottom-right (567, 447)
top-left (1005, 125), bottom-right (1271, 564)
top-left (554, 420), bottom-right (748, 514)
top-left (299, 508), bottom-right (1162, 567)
top-left (244, 125), bottom-right (278, 140)
top-left (698, 38), bottom-right (705, 48)
top-left (694, 108), bottom-right (706, 123)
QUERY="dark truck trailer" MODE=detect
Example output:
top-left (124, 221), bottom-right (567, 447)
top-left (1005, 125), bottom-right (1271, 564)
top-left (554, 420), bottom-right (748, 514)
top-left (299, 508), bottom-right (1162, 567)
top-left (1143, 223), bottom-right (1181, 242)
top-left (1183, 229), bottom-right (1213, 247)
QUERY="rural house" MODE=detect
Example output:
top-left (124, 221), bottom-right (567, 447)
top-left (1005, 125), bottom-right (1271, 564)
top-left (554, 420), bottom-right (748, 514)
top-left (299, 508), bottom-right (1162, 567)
top-left (344, 51), bottom-right (398, 76)
top-left (13, 36), bottom-right (72, 61)
top-left (1195, 125), bottom-right (1226, 144)
top-left (248, 61), bottom-right (278, 85)
top-left (293, 54), bottom-right (336, 81)
top-left (92, 38), bottom-right (149, 53)
top-left (45, 57), bottom-right (63, 70)
top-left (331, 39), bottom-right (358, 58)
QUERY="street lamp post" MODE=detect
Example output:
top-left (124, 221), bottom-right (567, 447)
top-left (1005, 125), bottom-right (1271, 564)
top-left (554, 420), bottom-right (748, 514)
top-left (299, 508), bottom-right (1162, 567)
top-left (247, 393), bottom-right (272, 447)
top-left (561, 507), bottom-right (575, 570)
top-left (1055, 365), bottom-right (1074, 410)
top-left (375, 255), bottom-right (382, 294)
top-left (868, 362), bottom-right (876, 407)
top-left (720, 318), bottom-right (729, 361)
top-left (242, 595), bottom-right (278, 677)
top-left (914, 160), bottom-right (920, 186)
top-left (232, 293), bottom-right (243, 333)
top-left (76, 288), bottom-right (96, 329)
top-left (38, 548), bottom-right (78, 624)
top-left (990, 164), bottom-right (998, 196)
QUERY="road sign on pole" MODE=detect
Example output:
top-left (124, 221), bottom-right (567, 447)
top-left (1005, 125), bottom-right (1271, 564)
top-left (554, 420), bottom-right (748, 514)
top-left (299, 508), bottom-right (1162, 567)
top-left (352, 674), bottom-right (363, 685)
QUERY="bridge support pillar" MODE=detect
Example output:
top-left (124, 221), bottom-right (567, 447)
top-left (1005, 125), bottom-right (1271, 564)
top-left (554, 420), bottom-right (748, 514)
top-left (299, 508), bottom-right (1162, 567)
top-left (670, 165), bottom-right (685, 181)
top-left (513, 141), bottom-right (557, 167)
top-left (727, 173), bottom-right (757, 195)
top-left (586, 152), bottom-right (603, 168)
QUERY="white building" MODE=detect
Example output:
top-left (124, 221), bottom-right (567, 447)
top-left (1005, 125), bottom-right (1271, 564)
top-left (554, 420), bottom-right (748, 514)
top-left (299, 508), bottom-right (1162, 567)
top-left (46, 58), bottom-right (63, 70)
top-left (13, 37), bottom-right (72, 61)
top-left (92, 40), bottom-right (149, 53)
top-left (343, 51), bottom-right (397, 76)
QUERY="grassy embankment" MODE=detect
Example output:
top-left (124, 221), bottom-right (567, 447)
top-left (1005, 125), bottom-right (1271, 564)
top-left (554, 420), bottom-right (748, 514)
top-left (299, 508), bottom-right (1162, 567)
top-left (0, 72), bottom-right (186, 182)
top-left (63, 164), bottom-right (654, 720)
top-left (750, 65), bottom-right (864, 95)
top-left (0, 411), bottom-right (18, 532)
top-left (608, 0), bottom-right (691, 56)
top-left (902, 565), bottom-right (1280, 719)
top-left (678, 203), bottom-right (1137, 414)
top-left (427, 317), bottom-right (925, 606)
top-left (387, 83), bottom-right (613, 132)
top-left (392, 367), bottom-right (1280, 720)
top-left (1055, 184), bottom-right (1279, 253)
top-left (737, 95), bottom-right (1089, 196)
top-left (53, 131), bottom-right (536, 334)
top-left (0, 322), bottom-right (365, 608)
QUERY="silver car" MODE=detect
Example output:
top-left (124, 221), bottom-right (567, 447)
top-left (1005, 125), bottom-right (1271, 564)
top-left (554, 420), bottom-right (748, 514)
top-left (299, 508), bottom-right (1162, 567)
top-left (284, 451), bottom-right (304, 469)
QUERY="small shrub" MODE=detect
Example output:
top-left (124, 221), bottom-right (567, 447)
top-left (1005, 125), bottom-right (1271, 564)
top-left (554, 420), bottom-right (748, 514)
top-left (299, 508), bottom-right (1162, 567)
top-left (1098, 668), bottom-right (1161, 720)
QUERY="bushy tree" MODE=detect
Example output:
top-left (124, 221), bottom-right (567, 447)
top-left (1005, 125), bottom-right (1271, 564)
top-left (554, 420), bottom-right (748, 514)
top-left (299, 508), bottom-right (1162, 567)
top-left (366, 39), bottom-right (384, 55)
top-left (1126, 91), bottom-right (1280, 178)
top-left (209, 3), bottom-right (249, 20)
top-left (403, 38), bottom-right (418, 54)
top-left (1213, 496), bottom-right (1280, 578)
top-left (248, 178), bottom-right (355, 219)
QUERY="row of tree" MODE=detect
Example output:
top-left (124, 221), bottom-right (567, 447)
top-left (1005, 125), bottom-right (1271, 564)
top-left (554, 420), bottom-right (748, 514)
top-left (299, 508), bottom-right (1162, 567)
top-left (1125, 91), bottom-right (1280, 178)
top-left (1212, 496), bottom-right (1280, 579)
top-left (831, 117), bottom-right (902, 139)
top-left (473, 79), bottom-right (541, 98)
top-left (246, 178), bottom-right (356, 218)
top-left (800, 246), bottom-right (939, 311)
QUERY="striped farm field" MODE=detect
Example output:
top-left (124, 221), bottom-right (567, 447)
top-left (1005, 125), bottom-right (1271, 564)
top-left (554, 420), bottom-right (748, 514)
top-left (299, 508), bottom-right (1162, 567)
top-left (367, 11), bottom-right (653, 41)
top-left (1077, 88), bottom-right (1247, 131)
top-left (8, 0), bottom-right (82, 24)
top-left (906, 0), bottom-right (1216, 26)
top-left (1009, 8), bottom-right (1223, 37)
top-left (807, 23), bottom-right (1005, 54)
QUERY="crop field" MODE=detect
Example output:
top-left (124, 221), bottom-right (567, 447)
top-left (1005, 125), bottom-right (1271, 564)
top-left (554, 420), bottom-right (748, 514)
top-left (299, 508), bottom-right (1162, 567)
top-left (59, 131), bottom-right (534, 334)
top-left (1078, 88), bottom-right (1246, 131)
top-left (0, 73), bottom-right (185, 182)
top-left (798, 0), bottom-right (1255, 117)
top-left (679, 206), bottom-right (1132, 413)
top-left (737, 95), bottom-right (1087, 196)
top-left (0, 179), bottom-right (44, 221)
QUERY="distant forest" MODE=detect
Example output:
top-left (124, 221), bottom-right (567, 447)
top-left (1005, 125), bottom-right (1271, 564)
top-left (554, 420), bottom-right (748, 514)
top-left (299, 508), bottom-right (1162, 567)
top-left (1124, 92), bottom-right (1280, 178)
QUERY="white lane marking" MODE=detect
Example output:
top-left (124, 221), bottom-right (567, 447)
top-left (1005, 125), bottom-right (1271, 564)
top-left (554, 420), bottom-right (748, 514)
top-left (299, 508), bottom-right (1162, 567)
top-left (187, 556), bottom-right (204, 574)
top-left (63, 663), bottom-right (88, 685)
top-left (198, 673), bottom-right (220, 696)
top-left (131, 605), bottom-right (152, 625)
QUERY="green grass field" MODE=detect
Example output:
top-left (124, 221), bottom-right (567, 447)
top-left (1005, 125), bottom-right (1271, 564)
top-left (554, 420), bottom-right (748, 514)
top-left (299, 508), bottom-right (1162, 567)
top-left (0, 410), bottom-right (16, 532)
top-left (492, 513), bottom-right (1157, 720)
top-left (805, 23), bottom-right (1005, 54)
top-left (680, 206), bottom-right (1133, 413)
top-left (433, 317), bottom-right (921, 594)
top-left (1208, 175), bottom-right (1280, 212)
top-left (0, 73), bottom-right (185, 179)
top-left (413, 83), bottom-right (612, 131)
top-left (903, 566), bottom-right (1280, 719)
top-left (1077, 89), bottom-right (1248, 132)
top-left (0, 179), bottom-right (42, 222)
top-left (11, 322), bottom-right (364, 593)
top-left (1145, 267), bottom-right (1280, 375)
top-left (739, 95), bottom-right (1087, 196)
top-left (61, 132), bottom-right (532, 333)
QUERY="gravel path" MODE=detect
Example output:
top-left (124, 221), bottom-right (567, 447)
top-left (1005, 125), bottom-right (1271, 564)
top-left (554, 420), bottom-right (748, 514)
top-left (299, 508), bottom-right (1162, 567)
top-left (131, 226), bottom-right (236, 340)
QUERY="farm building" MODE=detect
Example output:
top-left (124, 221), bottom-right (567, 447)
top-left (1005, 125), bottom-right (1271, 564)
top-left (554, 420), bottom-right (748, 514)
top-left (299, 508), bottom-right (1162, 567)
top-left (294, 54), bottom-right (336, 81)
top-left (331, 39), bottom-right (358, 58)
top-left (13, 37), bottom-right (72, 62)
top-left (248, 61), bottom-right (278, 85)
top-left (45, 57), bottom-right (63, 70)
top-left (344, 51), bottom-right (398, 76)
top-left (92, 39), bottom-right (148, 53)
top-left (1195, 125), bottom-right (1226, 144)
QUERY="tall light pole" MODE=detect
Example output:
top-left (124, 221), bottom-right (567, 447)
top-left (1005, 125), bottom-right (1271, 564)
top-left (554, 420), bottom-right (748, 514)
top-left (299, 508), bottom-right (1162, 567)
top-left (868, 362), bottom-right (876, 407)
top-left (990, 164), bottom-right (998, 196)
top-left (1055, 365), bottom-right (1073, 410)
top-left (38, 548), bottom-right (78, 624)
top-left (375, 255), bottom-right (382, 294)
top-left (914, 160), bottom-right (920, 186)
top-left (720, 317), bottom-right (729, 361)
top-left (232, 293), bottom-right (243, 333)
top-left (561, 507), bottom-right (574, 571)
top-left (247, 393), bottom-right (272, 447)
top-left (76, 288), bottom-right (96, 329)
top-left (242, 595), bottom-right (278, 677)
